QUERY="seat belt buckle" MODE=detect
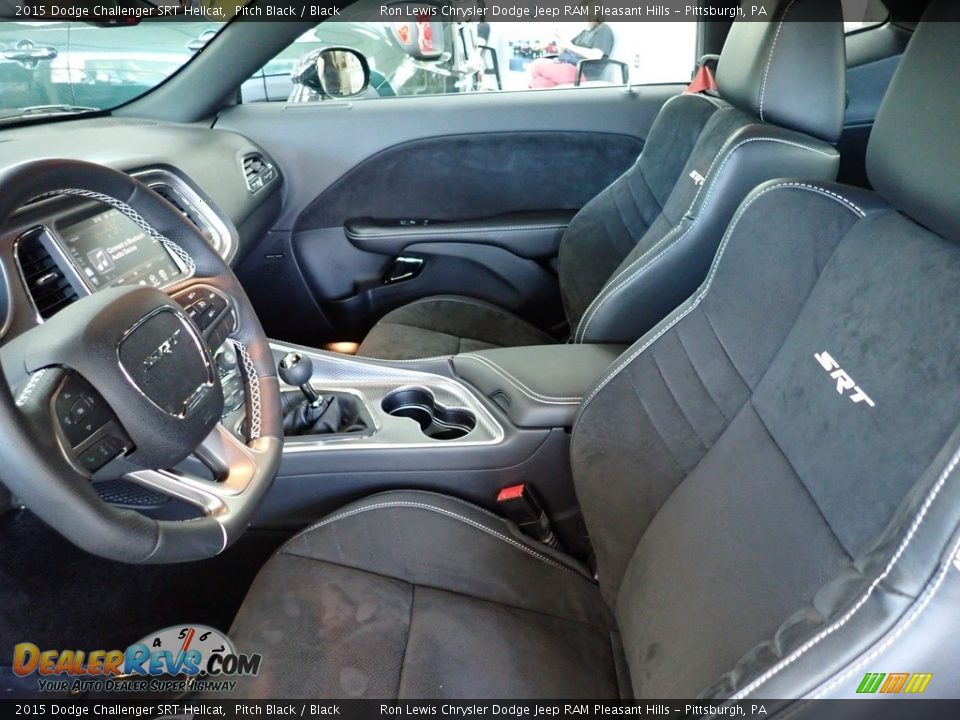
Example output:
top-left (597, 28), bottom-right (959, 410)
top-left (497, 483), bottom-right (559, 548)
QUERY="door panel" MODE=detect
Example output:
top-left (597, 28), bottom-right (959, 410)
top-left (294, 132), bottom-right (642, 228)
top-left (218, 85), bottom-right (683, 345)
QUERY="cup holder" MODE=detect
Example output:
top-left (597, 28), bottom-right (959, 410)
top-left (381, 387), bottom-right (476, 440)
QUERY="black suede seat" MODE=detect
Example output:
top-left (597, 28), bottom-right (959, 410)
top-left (357, 0), bottom-right (846, 360)
top-left (354, 295), bottom-right (555, 358)
top-left (231, 5), bottom-right (960, 700)
top-left (229, 491), bottom-right (621, 698)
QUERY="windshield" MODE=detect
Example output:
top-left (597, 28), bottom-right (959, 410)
top-left (0, 19), bottom-right (222, 119)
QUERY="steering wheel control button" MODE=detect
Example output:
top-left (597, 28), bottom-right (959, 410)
top-left (205, 290), bottom-right (227, 313)
top-left (78, 435), bottom-right (127, 472)
top-left (222, 374), bottom-right (245, 412)
top-left (118, 307), bottom-right (215, 418)
top-left (68, 397), bottom-right (92, 423)
top-left (177, 289), bottom-right (203, 305)
top-left (173, 285), bottom-right (231, 337)
top-left (200, 305), bottom-right (220, 328)
top-left (55, 376), bottom-right (116, 447)
top-left (215, 345), bottom-right (238, 374)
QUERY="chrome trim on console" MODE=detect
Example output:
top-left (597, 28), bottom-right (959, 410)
top-left (270, 342), bottom-right (504, 452)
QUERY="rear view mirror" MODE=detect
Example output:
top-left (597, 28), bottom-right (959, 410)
top-left (291, 47), bottom-right (371, 100)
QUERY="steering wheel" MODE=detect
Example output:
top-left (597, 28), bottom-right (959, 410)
top-left (0, 160), bottom-right (282, 563)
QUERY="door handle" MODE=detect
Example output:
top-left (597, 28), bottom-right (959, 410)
top-left (2, 41), bottom-right (58, 69)
top-left (383, 256), bottom-right (424, 285)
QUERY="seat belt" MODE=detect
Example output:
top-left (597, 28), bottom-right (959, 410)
top-left (497, 483), bottom-right (560, 549)
top-left (685, 63), bottom-right (718, 94)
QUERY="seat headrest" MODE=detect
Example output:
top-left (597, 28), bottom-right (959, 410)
top-left (867, 0), bottom-right (960, 240)
top-left (716, 0), bottom-right (845, 142)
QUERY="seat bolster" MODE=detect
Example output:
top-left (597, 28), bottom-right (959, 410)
top-left (279, 490), bottom-right (607, 626)
top-left (576, 125), bottom-right (839, 345)
top-left (558, 93), bottom-right (724, 328)
top-left (357, 295), bottom-right (556, 360)
top-left (704, 423), bottom-right (960, 700)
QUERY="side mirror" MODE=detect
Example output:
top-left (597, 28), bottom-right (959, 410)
top-left (291, 47), bottom-right (371, 100)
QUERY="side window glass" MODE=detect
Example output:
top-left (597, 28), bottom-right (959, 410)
top-left (242, 17), bottom-right (697, 103)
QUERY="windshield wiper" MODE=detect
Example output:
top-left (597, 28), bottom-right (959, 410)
top-left (0, 105), bottom-right (101, 121)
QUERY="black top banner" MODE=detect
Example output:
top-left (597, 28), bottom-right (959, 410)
top-left (0, 0), bottom-right (890, 24)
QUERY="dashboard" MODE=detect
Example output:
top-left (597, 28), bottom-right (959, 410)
top-left (0, 117), bottom-right (282, 339)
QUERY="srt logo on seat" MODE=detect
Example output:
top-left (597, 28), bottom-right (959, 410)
top-left (815, 351), bottom-right (875, 408)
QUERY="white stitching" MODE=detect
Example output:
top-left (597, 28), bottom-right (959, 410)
top-left (575, 224), bottom-right (685, 343)
top-left (34, 188), bottom-right (196, 275)
top-left (560, 92), bottom-right (723, 344)
top-left (552, 93), bottom-right (725, 344)
top-left (281, 500), bottom-right (578, 574)
top-left (235, 341), bottom-right (262, 441)
top-left (759, 0), bottom-right (799, 122)
top-left (574, 136), bottom-right (838, 342)
top-left (574, 181), bottom-right (864, 422)
top-left (574, 111), bottom-right (739, 343)
top-left (734, 441), bottom-right (960, 699)
top-left (691, 93), bottom-right (724, 109)
top-left (574, 134), bottom-right (837, 341)
top-left (807, 531), bottom-right (960, 700)
top-left (282, 492), bottom-right (510, 539)
top-left (457, 354), bottom-right (582, 404)
top-left (15, 369), bottom-right (47, 407)
top-left (668, 91), bottom-right (724, 111)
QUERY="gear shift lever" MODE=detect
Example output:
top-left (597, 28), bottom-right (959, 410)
top-left (277, 352), bottom-right (367, 436)
top-left (278, 352), bottom-right (321, 405)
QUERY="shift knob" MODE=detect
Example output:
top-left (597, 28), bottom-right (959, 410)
top-left (279, 352), bottom-right (320, 404)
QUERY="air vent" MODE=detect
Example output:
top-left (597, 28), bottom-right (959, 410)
top-left (17, 231), bottom-right (78, 320)
top-left (136, 170), bottom-right (234, 261)
top-left (242, 153), bottom-right (276, 193)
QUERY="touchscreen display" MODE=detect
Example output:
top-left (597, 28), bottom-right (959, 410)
top-left (58, 209), bottom-right (182, 290)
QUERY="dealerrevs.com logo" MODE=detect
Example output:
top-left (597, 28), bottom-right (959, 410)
top-left (12, 625), bottom-right (261, 694)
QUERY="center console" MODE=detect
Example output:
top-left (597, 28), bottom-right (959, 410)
top-left (274, 344), bottom-right (503, 450)
top-left (259, 341), bottom-right (625, 556)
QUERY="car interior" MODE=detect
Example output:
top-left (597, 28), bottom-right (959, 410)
top-left (1, 0), bottom-right (959, 705)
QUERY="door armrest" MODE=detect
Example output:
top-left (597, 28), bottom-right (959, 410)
top-left (344, 211), bottom-right (575, 259)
